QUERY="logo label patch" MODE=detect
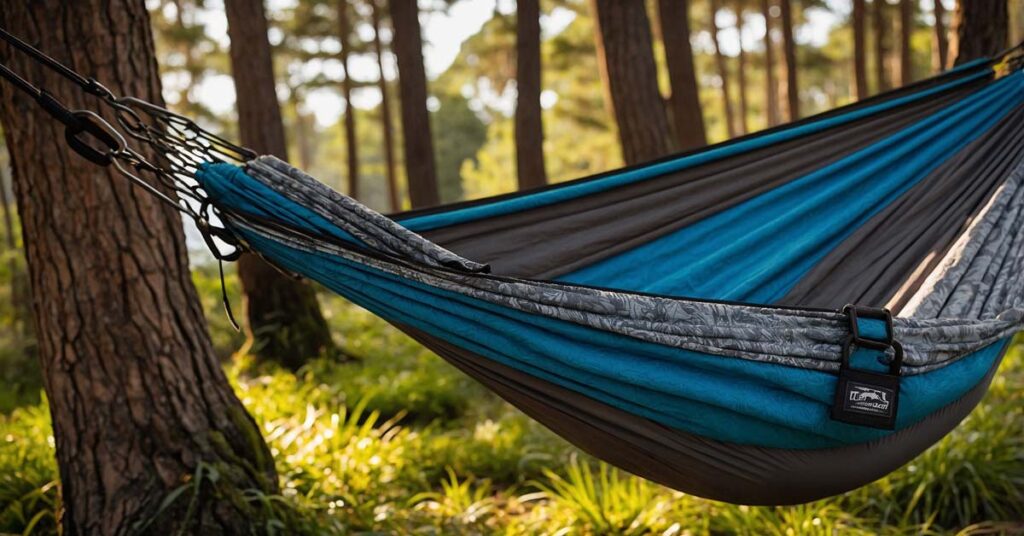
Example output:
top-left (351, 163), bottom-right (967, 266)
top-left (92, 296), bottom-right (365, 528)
top-left (831, 368), bottom-right (900, 430)
top-left (844, 382), bottom-right (894, 417)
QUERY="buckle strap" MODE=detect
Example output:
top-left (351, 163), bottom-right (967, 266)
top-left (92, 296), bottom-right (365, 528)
top-left (843, 304), bottom-right (893, 350)
top-left (832, 305), bottom-right (904, 430)
top-left (840, 304), bottom-right (904, 375)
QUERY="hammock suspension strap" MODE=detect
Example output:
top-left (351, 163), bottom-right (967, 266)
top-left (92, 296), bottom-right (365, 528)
top-left (832, 305), bottom-right (904, 429)
top-left (0, 28), bottom-right (251, 234)
top-left (0, 26), bottom-right (254, 328)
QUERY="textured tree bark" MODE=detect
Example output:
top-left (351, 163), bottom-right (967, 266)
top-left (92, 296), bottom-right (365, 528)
top-left (873, 0), bottom-right (891, 92)
top-left (589, 0), bottom-right (674, 165)
top-left (709, 0), bottom-right (738, 138)
top-left (339, 0), bottom-right (361, 200)
top-left (778, 0), bottom-right (799, 121)
top-left (372, 0), bottom-right (401, 212)
top-left (0, 1), bottom-right (278, 533)
top-left (390, 0), bottom-right (440, 208)
top-left (950, 0), bottom-right (1008, 65)
top-left (762, 0), bottom-right (781, 127)
top-left (225, 0), bottom-right (335, 369)
top-left (933, 0), bottom-right (949, 71)
top-left (898, 0), bottom-right (914, 86)
top-left (733, 2), bottom-right (750, 135)
top-left (853, 0), bottom-right (869, 99)
top-left (657, 0), bottom-right (706, 149)
top-left (515, 0), bottom-right (548, 190)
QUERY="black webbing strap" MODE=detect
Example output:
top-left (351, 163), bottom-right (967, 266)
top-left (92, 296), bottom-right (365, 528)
top-left (831, 305), bottom-right (903, 430)
top-left (0, 28), bottom-right (111, 97)
top-left (0, 29), bottom-right (126, 166)
top-left (0, 26), bottom-right (258, 222)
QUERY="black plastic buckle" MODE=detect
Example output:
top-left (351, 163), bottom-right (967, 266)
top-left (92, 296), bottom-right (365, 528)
top-left (839, 334), bottom-right (904, 376)
top-left (843, 304), bottom-right (893, 350)
top-left (63, 110), bottom-right (122, 167)
top-left (831, 305), bottom-right (903, 430)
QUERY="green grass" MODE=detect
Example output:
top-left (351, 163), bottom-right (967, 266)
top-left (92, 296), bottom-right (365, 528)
top-left (0, 404), bottom-right (58, 535)
top-left (1, 296), bottom-right (1022, 534)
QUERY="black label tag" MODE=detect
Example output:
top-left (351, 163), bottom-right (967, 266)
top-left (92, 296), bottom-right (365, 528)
top-left (831, 368), bottom-right (900, 430)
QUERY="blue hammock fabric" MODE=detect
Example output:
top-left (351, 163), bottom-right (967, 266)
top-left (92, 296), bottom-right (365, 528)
top-left (192, 60), bottom-right (1024, 504)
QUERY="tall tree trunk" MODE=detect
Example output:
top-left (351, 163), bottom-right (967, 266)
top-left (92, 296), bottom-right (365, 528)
top-left (390, 0), bottom-right (440, 208)
top-left (898, 0), bottom-right (914, 86)
top-left (225, 0), bottom-right (335, 369)
top-left (339, 0), bottom-right (361, 199)
top-left (933, 0), bottom-right (949, 71)
top-left (1012, 0), bottom-right (1024, 51)
top-left (873, 0), bottom-right (891, 92)
top-left (589, 0), bottom-right (674, 164)
top-left (657, 0), bottom-right (707, 148)
top-left (372, 0), bottom-right (401, 212)
top-left (290, 91), bottom-right (316, 170)
top-left (0, 1), bottom-right (277, 533)
top-left (762, 0), bottom-right (781, 127)
top-left (515, 0), bottom-right (548, 190)
top-left (172, 0), bottom-right (200, 111)
top-left (950, 0), bottom-right (1008, 65)
top-left (733, 2), bottom-right (750, 135)
top-left (0, 169), bottom-right (14, 253)
top-left (779, 0), bottom-right (799, 121)
top-left (0, 150), bottom-right (29, 337)
top-left (853, 0), bottom-right (869, 99)
top-left (826, 79), bottom-right (839, 108)
top-left (709, 0), bottom-right (738, 137)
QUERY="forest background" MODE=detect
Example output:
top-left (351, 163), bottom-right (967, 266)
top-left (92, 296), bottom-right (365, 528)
top-left (0, 0), bottom-right (1022, 534)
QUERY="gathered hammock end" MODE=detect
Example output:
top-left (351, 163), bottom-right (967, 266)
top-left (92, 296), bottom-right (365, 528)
top-left (3, 25), bottom-right (1024, 505)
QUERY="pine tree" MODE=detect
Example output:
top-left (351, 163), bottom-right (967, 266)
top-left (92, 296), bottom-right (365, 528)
top-left (0, 1), bottom-right (278, 531)
top-left (225, 0), bottom-right (336, 369)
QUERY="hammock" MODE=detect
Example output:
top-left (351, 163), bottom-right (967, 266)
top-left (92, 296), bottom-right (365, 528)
top-left (3, 28), bottom-right (1024, 505)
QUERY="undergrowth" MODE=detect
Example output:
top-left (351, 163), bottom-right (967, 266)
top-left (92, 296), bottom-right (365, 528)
top-left (1, 297), bottom-right (1022, 534)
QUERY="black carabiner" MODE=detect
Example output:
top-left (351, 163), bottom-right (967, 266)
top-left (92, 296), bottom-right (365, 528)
top-left (63, 111), bottom-right (122, 167)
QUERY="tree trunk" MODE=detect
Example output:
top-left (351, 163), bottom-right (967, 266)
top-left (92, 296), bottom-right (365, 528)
top-left (0, 159), bottom-right (17, 292)
top-left (762, 0), bottom-right (781, 127)
top-left (733, 2), bottom-right (750, 135)
top-left (390, 0), bottom-right (440, 208)
top-left (899, 0), bottom-right (914, 86)
top-left (853, 0), bottom-right (869, 99)
top-left (709, 0), bottom-right (738, 138)
top-left (933, 0), bottom-right (949, 71)
top-left (873, 0), bottom-right (891, 92)
top-left (0, 1), bottom-right (278, 533)
top-left (172, 0), bottom-right (200, 111)
top-left (372, 0), bottom-right (401, 212)
top-left (290, 91), bottom-right (316, 170)
top-left (339, 0), bottom-right (361, 200)
top-left (0, 167), bottom-right (14, 253)
top-left (225, 0), bottom-right (335, 369)
top-left (0, 149), bottom-right (30, 337)
top-left (1012, 0), bottom-right (1024, 51)
top-left (950, 0), bottom-right (1008, 65)
top-left (515, 0), bottom-right (548, 190)
top-left (779, 0), bottom-right (799, 121)
top-left (657, 0), bottom-right (706, 149)
top-left (590, 0), bottom-right (674, 164)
